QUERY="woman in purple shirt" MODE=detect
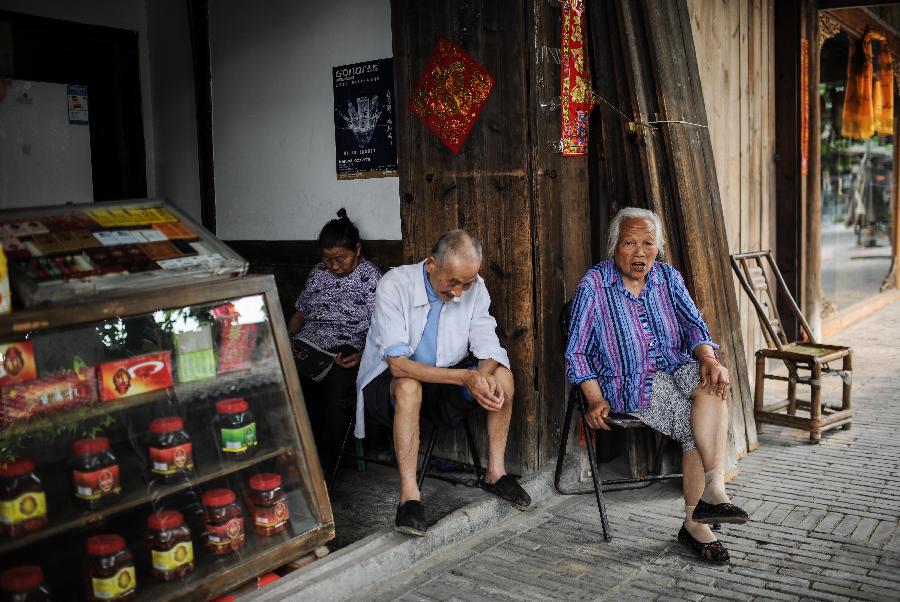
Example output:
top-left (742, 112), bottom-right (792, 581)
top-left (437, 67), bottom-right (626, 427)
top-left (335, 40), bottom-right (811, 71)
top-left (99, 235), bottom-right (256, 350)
top-left (288, 209), bottom-right (381, 469)
top-left (565, 207), bottom-right (750, 564)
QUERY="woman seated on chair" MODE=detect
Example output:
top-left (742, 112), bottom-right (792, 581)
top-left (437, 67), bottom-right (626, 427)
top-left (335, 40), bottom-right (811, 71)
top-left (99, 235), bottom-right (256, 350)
top-left (287, 208), bottom-right (381, 469)
top-left (564, 206), bottom-right (750, 564)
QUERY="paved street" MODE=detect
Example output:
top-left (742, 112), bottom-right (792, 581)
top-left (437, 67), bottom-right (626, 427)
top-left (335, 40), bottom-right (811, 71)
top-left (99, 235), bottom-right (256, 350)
top-left (350, 301), bottom-right (900, 602)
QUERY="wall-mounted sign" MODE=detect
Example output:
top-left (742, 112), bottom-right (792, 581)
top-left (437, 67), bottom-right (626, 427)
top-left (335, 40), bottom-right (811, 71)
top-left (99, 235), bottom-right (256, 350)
top-left (67, 84), bottom-right (88, 125)
top-left (333, 58), bottom-right (398, 180)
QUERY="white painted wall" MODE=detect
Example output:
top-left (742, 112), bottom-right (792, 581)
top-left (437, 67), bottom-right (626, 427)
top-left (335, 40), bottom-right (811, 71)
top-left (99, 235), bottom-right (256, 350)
top-left (209, 0), bottom-right (401, 240)
top-left (0, 80), bottom-right (93, 207)
top-left (145, 0), bottom-right (201, 222)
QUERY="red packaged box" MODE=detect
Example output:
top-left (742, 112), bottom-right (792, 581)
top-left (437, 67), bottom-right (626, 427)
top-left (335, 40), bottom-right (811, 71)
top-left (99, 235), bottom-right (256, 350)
top-left (98, 351), bottom-right (174, 402)
top-left (0, 341), bottom-right (37, 385)
top-left (211, 304), bottom-right (258, 374)
top-left (0, 367), bottom-right (98, 426)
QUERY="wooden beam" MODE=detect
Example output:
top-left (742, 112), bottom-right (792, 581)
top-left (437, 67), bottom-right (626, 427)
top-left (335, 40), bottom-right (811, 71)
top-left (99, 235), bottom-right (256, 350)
top-left (187, 0), bottom-right (216, 234)
top-left (827, 7), bottom-right (900, 56)
top-left (817, 1), bottom-right (900, 13)
top-left (391, 0), bottom-right (538, 473)
top-left (774, 0), bottom-right (806, 341)
top-left (586, 0), bottom-right (757, 461)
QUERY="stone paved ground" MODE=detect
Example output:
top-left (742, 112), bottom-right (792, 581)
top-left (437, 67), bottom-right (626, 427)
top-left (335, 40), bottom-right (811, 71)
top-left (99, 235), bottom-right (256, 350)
top-left (351, 301), bottom-right (900, 601)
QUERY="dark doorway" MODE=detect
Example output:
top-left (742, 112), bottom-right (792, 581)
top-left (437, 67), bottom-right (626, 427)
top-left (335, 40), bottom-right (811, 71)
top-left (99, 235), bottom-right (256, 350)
top-left (0, 10), bottom-right (147, 202)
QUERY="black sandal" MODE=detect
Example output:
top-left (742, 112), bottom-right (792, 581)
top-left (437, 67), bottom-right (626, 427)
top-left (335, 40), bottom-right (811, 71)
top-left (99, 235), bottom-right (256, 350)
top-left (691, 499), bottom-right (749, 525)
top-left (678, 525), bottom-right (730, 563)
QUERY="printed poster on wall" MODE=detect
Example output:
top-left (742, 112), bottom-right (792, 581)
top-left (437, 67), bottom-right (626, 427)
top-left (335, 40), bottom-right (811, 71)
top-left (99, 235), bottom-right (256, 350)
top-left (333, 58), bottom-right (398, 180)
top-left (67, 84), bottom-right (89, 125)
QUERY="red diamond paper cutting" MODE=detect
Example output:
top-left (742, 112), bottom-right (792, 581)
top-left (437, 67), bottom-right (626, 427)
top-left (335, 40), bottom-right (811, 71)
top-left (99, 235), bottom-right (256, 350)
top-left (408, 37), bottom-right (495, 154)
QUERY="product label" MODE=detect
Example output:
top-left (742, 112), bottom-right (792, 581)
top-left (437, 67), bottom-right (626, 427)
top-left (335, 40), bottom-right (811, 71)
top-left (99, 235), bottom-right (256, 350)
top-left (72, 465), bottom-right (121, 500)
top-left (220, 423), bottom-right (257, 453)
top-left (0, 491), bottom-right (47, 525)
top-left (253, 499), bottom-right (289, 528)
top-left (91, 566), bottom-right (136, 600)
top-left (207, 517), bottom-right (245, 551)
top-left (151, 541), bottom-right (194, 571)
top-left (149, 443), bottom-right (194, 475)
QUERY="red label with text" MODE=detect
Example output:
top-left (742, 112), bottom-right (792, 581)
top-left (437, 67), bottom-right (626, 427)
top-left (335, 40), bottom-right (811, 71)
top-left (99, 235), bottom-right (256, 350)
top-left (72, 465), bottom-right (121, 500)
top-left (207, 517), bottom-right (245, 551)
top-left (253, 500), bottom-right (289, 527)
top-left (149, 443), bottom-right (193, 475)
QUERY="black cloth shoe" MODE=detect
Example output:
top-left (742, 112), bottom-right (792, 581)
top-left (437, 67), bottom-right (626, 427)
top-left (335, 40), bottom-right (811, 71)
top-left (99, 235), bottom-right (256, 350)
top-left (678, 524), bottom-right (730, 564)
top-left (395, 500), bottom-right (427, 537)
top-left (480, 475), bottom-right (531, 510)
top-left (691, 499), bottom-right (750, 525)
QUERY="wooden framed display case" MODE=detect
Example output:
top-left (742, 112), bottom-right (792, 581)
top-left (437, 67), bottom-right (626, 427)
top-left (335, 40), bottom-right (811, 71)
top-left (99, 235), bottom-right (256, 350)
top-left (0, 275), bottom-right (333, 601)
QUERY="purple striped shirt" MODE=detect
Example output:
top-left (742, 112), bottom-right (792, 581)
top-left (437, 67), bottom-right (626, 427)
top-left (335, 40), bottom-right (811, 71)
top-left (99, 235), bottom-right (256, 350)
top-left (565, 259), bottom-right (718, 413)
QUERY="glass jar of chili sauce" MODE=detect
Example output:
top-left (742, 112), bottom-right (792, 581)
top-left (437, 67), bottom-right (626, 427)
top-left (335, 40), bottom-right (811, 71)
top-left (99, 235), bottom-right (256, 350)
top-left (0, 457), bottom-right (48, 537)
top-left (147, 417), bottom-right (193, 482)
top-left (202, 488), bottom-right (245, 556)
top-left (146, 510), bottom-right (194, 581)
top-left (214, 399), bottom-right (258, 459)
top-left (248, 473), bottom-right (289, 537)
top-left (0, 565), bottom-right (50, 601)
top-left (71, 437), bottom-right (121, 509)
top-left (83, 534), bottom-right (136, 601)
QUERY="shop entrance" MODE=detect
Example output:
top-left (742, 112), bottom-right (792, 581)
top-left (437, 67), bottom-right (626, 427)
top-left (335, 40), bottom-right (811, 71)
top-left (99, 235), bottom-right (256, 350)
top-left (819, 26), bottom-right (895, 313)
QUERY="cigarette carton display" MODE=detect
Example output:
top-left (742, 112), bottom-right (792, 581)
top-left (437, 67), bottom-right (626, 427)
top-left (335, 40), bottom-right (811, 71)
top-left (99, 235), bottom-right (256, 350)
top-left (98, 351), bottom-right (174, 402)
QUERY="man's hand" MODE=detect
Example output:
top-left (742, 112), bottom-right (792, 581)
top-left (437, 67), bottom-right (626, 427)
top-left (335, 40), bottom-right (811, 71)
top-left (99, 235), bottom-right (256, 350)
top-left (585, 398), bottom-right (612, 431)
top-left (699, 356), bottom-right (729, 400)
top-left (334, 351), bottom-right (361, 369)
top-left (465, 370), bottom-right (504, 412)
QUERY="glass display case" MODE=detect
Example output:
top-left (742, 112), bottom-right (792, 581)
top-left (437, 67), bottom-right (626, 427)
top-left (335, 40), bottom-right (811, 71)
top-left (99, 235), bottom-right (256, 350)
top-left (0, 275), bottom-right (333, 601)
top-left (0, 199), bottom-right (247, 308)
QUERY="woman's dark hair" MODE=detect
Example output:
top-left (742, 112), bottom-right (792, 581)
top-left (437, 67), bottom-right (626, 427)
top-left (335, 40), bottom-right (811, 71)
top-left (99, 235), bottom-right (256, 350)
top-left (318, 208), bottom-right (361, 251)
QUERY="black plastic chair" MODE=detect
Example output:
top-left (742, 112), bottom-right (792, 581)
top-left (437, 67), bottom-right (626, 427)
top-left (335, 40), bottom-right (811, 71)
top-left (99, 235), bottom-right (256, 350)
top-left (554, 298), bottom-right (684, 542)
top-left (329, 412), bottom-right (484, 492)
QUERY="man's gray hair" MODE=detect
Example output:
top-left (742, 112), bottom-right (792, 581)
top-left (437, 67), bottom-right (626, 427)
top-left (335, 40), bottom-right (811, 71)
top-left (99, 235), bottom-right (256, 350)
top-left (606, 206), bottom-right (665, 258)
top-left (430, 229), bottom-right (483, 267)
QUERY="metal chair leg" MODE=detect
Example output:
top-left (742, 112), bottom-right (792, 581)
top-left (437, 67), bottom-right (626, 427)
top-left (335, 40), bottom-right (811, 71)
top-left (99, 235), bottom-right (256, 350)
top-left (328, 419), bottom-right (355, 491)
top-left (554, 387), bottom-right (596, 495)
top-left (463, 417), bottom-right (484, 483)
top-left (576, 394), bottom-right (611, 542)
top-left (417, 425), bottom-right (439, 491)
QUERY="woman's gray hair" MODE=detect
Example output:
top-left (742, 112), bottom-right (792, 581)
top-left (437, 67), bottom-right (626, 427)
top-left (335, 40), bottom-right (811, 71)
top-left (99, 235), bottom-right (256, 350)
top-left (431, 229), bottom-right (483, 268)
top-left (606, 207), bottom-right (665, 258)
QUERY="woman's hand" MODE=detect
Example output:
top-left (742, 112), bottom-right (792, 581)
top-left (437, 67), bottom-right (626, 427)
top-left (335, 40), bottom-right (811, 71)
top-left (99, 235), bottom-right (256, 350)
top-left (699, 355), bottom-right (730, 399)
top-left (334, 351), bottom-right (361, 369)
top-left (585, 398), bottom-right (612, 431)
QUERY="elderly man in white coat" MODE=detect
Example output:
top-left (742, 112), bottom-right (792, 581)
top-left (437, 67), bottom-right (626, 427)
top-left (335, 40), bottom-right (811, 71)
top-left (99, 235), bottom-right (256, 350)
top-left (355, 229), bottom-right (530, 536)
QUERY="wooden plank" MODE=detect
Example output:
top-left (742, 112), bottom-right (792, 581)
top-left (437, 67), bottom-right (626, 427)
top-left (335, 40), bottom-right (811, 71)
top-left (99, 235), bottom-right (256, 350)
top-left (613, 0), bottom-right (757, 464)
top-left (806, 1), bottom-right (824, 337)
top-left (391, 0), bottom-right (537, 473)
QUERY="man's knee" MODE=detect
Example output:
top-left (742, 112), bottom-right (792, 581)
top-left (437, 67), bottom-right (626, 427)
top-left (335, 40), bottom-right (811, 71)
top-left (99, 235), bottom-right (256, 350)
top-left (392, 377), bottom-right (423, 412)
top-left (495, 366), bottom-right (515, 400)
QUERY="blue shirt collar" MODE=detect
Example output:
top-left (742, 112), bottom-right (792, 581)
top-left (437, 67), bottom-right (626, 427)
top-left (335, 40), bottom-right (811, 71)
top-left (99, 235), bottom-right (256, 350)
top-left (423, 264), bottom-right (442, 304)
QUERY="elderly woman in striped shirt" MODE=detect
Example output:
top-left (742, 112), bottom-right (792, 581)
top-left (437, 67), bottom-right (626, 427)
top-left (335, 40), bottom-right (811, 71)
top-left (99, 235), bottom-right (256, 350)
top-left (565, 207), bottom-right (749, 564)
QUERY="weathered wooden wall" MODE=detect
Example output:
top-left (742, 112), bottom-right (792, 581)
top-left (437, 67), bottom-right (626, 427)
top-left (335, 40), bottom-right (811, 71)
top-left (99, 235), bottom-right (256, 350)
top-left (390, 0), bottom-right (591, 474)
top-left (687, 0), bottom-right (777, 430)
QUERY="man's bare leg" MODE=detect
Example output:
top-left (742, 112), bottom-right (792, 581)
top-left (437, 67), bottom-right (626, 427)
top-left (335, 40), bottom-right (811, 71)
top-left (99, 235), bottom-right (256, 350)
top-left (484, 366), bottom-right (514, 484)
top-left (392, 377), bottom-right (423, 504)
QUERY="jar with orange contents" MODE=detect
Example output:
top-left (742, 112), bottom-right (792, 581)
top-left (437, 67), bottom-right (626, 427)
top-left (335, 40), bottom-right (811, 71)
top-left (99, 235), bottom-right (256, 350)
top-left (248, 473), bottom-right (289, 537)
top-left (202, 488), bottom-right (245, 556)
top-left (70, 437), bottom-right (121, 509)
top-left (0, 457), bottom-right (47, 537)
top-left (83, 534), bottom-right (136, 601)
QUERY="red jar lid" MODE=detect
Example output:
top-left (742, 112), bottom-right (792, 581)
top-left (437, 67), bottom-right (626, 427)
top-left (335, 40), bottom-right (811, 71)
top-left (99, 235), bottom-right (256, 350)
top-left (0, 565), bottom-right (44, 592)
top-left (71, 437), bottom-right (110, 456)
top-left (149, 416), bottom-right (184, 434)
top-left (216, 398), bottom-right (249, 414)
top-left (203, 488), bottom-right (236, 508)
top-left (249, 473), bottom-right (282, 491)
top-left (147, 509), bottom-right (184, 530)
top-left (0, 457), bottom-right (35, 478)
top-left (86, 534), bottom-right (126, 556)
